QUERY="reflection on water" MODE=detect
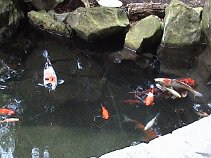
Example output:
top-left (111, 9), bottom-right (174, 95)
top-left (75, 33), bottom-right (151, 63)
top-left (0, 29), bottom-right (210, 158)
top-left (0, 124), bottom-right (15, 158)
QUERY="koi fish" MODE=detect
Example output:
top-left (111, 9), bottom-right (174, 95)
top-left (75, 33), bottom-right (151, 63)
top-left (154, 78), bottom-right (203, 98)
top-left (163, 86), bottom-right (181, 99)
top-left (144, 113), bottom-right (160, 130)
top-left (0, 108), bottom-right (15, 115)
top-left (122, 114), bottom-right (158, 142)
top-left (101, 105), bottom-right (109, 120)
top-left (38, 50), bottom-right (64, 91)
top-left (194, 111), bottom-right (209, 118)
top-left (0, 118), bottom-right (19, 123)
top-left (144, 91), bottom-right (154, 106)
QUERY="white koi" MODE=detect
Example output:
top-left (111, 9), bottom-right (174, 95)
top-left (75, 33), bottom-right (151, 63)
top-left (144, 113), bottom-right (160, 130)
top-left (38, 50), bottom-right (64, 91)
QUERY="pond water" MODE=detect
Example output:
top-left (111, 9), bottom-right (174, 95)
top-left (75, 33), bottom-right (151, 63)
top-left (0, 22), bottom-right (210, 158)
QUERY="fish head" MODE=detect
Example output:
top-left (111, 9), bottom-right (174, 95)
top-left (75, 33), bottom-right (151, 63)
top-left (45, 83), bottom-right (55, 91)
top-left (154, 78), bottom-right (165, 84)
top-left (144, 92), bottom-right (154, 106)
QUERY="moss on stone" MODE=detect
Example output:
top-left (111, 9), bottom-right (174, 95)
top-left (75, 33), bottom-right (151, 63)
top-left (124, 15), bottom-right (162, 50)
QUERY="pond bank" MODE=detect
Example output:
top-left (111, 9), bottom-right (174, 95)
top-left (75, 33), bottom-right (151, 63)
top-left (100, 115), bottom-right (211, 158)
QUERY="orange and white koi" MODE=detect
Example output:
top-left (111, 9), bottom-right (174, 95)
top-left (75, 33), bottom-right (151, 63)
top-left (0, 108), bottom-right (15, 115)
top-left (38, 50), bottom-right (64, 91)
top-left (144, 92), bottom-right (154, 106)
top-left (154, 78), bottom-right (203, 98)
top-left (0, 118), bottom-right (19, 123)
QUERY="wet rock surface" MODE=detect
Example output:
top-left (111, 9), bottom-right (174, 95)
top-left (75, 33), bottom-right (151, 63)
top-left (27, 10), bottom-right (71, 37)
top-left (66, 7), bottom-right (129, 41)
top-left (0, 0), bottom-right (24, 44)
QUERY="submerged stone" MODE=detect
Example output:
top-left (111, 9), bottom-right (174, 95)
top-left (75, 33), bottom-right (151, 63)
top-left (124, 15), bottom-right (162, 51)
top-left (66, 7), bottom-right (129, 41)
top-left (27, 10), bottom-right (71, 37)
top-left (162, 0), bottom-right (201, 47)
top-left (196, 47), bottom-right (211, 83)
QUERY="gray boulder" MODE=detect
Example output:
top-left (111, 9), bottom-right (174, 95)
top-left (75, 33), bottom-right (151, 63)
top-left (161, 0), bottom-right (201, 47)
top-left (124, 15), bottom-right (162, 51)
top-left (66, 7), bottom-right (129, 41)
top-left (202, 0), bottom-right (211, 48)
top-left (0, 0), bottom-right (23, 44)
top-left (27, 10), bottom-right (71, 37)
top-left (158, 0), bottom-right (203, 76)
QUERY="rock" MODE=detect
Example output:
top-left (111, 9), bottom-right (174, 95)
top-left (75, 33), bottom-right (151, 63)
top-left (48, 10), bottom-right (70, 22)
top-left (27, 10), bottom-right (71, 37)
top-left (202, 0), bottom-right (211, 48)
top-left (157, 0), bottom-right (203, 76)
top-left (25, 0), bottom-right (64, 11)
top-left (66, 7), bottom-right (129, 41)
top-left (124, 15), bottom-right (162, 52)
top-left (103, 48), bottom-right (159, 85)
top-left (161, 0), bottom-right (201, 47)
top-left (157, 45), bottom-right (201, 76)
top-left (0, 0), bottom-right (24, 44)
top-left (195, 47), bottom-right (211, 83)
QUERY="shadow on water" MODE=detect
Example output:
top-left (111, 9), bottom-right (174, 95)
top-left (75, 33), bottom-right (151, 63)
top-left (0, 22), bottom-right (210, 158)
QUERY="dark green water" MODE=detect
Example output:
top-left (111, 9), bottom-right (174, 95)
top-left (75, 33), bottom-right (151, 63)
top-left (0, 24), bottom-right (210, 158)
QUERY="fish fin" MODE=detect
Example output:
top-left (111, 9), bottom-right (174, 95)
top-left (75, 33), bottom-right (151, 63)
top-left (42, 50), bottom-right (49, 59)
top-left (194, 91), bottom-right (203, 98)
top-left (206, 81), bottom-right (211, 85)
top-left (181, 90), bottom-right (188, 97)
top-left (38, 83), bottom-right (44, 87)
top-left (155, 113), bottom-right (160, 118)
top-left (171, 96), bottom-right (177, 100)
top-left (58, 79), bottom-right (64, 85)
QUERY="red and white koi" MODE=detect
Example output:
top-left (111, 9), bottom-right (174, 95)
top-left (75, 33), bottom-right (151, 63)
top-left (154, 78), bottom-right (203, 98)
top-left (38, 50), bottom-right (64, 91)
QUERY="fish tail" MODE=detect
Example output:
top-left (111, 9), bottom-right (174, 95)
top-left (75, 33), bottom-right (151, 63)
top-left (193, 90), bottom-right (203, 98)
top-left (122, 114), bottom-right (132, 123)
top-left (42, 50), bottom-right (49, 59)
top-left (155, 112), bottom-right (160, 118)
